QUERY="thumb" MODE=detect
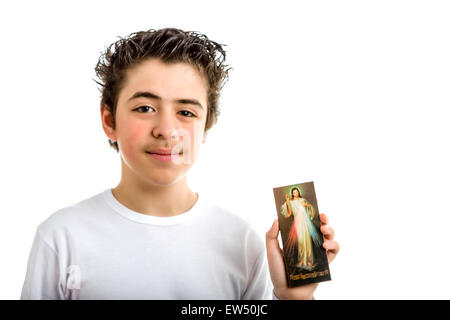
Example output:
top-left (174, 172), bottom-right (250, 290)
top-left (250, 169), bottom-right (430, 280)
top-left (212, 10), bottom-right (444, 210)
top-left (266, 219), bottom-right (279, 243)
top-left (265, 219), bottom-right (287, 288)
top-left (266, 219), bottom-right (282, 256)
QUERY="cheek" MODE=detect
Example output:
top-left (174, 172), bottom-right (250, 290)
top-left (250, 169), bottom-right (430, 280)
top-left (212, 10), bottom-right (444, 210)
top-left (120, 122), bottom-right (148, 157)
top-left (172, 122), bottom-right (203, 165)
top-left (187, 121), bottom-right (204, 162)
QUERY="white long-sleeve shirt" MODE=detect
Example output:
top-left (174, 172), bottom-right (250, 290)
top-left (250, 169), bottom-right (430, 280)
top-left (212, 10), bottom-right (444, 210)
top-left (20, 188), bottom-right (276, 300)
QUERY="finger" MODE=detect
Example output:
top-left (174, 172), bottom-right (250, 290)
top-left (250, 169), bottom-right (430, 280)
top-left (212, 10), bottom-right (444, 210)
top-left (324, 240), bottom-right (340, 264)
top-left (319, 213), bottom-right (328, 225)
top-left (320, 225), bottom-right (335, 240)
top-left (323, 240), bottom-right (340, 253)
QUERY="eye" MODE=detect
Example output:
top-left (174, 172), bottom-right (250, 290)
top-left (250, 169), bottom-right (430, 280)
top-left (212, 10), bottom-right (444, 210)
top-left (179, 110), bottom-right (196, 118)
top-left (134, 106), bottom-right (154, 113)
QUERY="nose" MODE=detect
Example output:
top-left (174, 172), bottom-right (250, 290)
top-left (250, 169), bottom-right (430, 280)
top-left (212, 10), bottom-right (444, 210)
top-left (151, 109), bottom-right (179, 142)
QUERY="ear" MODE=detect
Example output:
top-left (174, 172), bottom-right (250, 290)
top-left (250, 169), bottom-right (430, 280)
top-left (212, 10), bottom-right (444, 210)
top-left (100, 103), bottom-right (117, 142)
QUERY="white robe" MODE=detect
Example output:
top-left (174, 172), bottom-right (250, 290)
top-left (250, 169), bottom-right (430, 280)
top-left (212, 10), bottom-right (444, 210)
top-left (280, 198), bottom-right (322, 269)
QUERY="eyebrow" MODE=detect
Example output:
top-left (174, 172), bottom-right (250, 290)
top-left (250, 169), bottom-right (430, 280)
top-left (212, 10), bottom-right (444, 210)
top-left (128, 91), bottom-right (204, 110)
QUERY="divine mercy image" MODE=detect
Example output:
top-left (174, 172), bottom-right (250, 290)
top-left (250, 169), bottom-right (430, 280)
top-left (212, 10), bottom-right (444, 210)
top-left (273, 181), bottom-right (331, 287)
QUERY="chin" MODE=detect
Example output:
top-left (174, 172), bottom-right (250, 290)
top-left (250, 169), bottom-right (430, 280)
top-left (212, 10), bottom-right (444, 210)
top-left (146, 172), bottom-right (187, 187)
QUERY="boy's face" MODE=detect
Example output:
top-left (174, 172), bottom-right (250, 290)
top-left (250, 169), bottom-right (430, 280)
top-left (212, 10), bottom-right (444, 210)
top-left (101, 57), bottom-right (208, 186)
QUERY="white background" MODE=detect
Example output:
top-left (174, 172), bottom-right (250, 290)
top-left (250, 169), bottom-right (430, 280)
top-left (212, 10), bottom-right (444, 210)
top-left (1, 0), bottom-right (449, 299)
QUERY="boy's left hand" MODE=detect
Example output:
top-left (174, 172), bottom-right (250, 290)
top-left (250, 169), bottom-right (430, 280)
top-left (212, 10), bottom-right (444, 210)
top-left (265, 213), bottom-right (340, 300)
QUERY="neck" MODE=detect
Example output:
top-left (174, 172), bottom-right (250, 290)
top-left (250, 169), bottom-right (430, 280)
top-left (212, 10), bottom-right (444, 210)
top-left (112, 163), bottom-right (197, 218)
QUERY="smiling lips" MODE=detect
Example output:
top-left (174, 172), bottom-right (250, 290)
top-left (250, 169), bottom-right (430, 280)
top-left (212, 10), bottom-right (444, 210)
top-left (146, 148), bottom-right (183, 162)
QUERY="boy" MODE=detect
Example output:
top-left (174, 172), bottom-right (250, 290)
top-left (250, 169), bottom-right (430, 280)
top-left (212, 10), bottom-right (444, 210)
top-left (20, 28), bottom-right (339, 300)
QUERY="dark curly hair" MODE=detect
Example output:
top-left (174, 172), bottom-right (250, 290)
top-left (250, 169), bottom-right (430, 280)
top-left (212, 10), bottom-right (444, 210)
top-left (94, 27), bottom-right (231, 152)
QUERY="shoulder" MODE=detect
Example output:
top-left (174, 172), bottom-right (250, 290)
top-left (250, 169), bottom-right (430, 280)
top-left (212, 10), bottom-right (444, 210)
top-left (206, 202), bottom-right (249, 225)
top-left (203, 201), bottom-right (253, 233)
top-left (36, 190), bottom-right (107, 244)
top-left (202, 201), bottom-right (264, 251)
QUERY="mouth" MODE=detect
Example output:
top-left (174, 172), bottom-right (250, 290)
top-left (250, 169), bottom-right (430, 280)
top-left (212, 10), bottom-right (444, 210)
top-left (146, 151), bottom-right (183, 162)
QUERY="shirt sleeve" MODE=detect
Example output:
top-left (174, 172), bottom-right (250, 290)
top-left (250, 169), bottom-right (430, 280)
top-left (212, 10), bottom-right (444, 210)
top-left (20, 229), bottom-right (66, 300)
top-left (241, 249), bottom-right (273, 300)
